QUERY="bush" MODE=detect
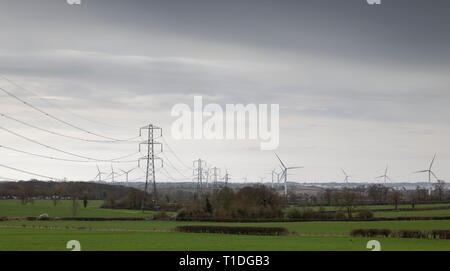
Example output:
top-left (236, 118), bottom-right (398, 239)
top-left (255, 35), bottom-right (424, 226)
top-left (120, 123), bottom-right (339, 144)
top-left (431, 230), bottom-right (450, 240)
top-left (334, 211), bottom-right (346, 220)
top-left (285, 208), bottom-right (335, 220)
top-left (286, 208), bottom-right (303, 219)
top-left (153, 211), bottom-right (169, 220)
top-left (350, 228), bottom-right (391, 237)
top-left (356, 209), bottom-right (374, 220)
top-left (395, 229), bottom-right (429, 239)
top-left (175, 225), bottom-right (289, 236)
top-left (176, 206), bottom-right (212, 220)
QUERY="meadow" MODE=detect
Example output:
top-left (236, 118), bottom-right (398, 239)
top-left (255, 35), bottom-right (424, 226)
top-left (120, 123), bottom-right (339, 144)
top-left (0, 200), bottom-right (449, 251)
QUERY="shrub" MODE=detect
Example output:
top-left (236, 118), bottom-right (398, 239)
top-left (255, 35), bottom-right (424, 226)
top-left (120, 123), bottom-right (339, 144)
top-left (356, 209), bottom-right (374, 220)
top-left (334, 211), bottom-right (346, 220)
top-left (350, 228), bottom-right (391, 237)
top-left (395, 229), bottom-right (428, 239)
top-left (176, 206), bottom-right (212, 220)
top-left (432, 230), bottom-right (450, 240)
top-left (153, 211), bottom-right (169, 220)
top-left (175, 225), bottom-right (289, 236)
top-left (286, 208), bottom-right (303, 219)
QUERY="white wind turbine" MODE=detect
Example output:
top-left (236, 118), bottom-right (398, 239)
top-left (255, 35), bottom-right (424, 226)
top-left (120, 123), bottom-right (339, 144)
top-left (107, 164), bottom-right (120, 184)
top-left (275, 153), bottom-right (303, 199)
top-left (376, 165), bottom-right (391, 184)
top-left (120, 167), bottom-right (137, 186)
top-left (95, 165), bottom-right (107, 182)
top-left (414, 153), bottom-right (438, 182)
top-left (341, 168), bottom-right (351, 184)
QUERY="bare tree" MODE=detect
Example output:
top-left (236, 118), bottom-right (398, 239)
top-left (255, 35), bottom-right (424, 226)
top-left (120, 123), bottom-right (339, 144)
top-left (71, 198), bottom-right (79, 217)
top-left (336, 189), bottom-right (359, 219)
top-left (433, 180), bottom-right (446, 201)
top-left (388, 190), bottom-right (402, 210)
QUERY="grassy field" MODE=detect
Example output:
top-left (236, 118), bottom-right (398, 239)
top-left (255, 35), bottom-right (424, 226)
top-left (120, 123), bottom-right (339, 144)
top-left (0, 228), bottom-right (449, 251)
top-left (296, 203), bottom-right (450, 212)
top-left (374, 209), bottom-right (450, 218)
top-left (2, 219), bottom-right (450, 235)
top-left (0, 199), bottom-right (166, 218)
top-left (1, 200), bottom-right (448, 219)
top-left (0, 200), bottom-right (449, 251)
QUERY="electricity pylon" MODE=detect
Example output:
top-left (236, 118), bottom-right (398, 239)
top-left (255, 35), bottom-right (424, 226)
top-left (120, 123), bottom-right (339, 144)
top-left (210, 167), bottom-right (221, 190)
top-left (138, 124), bottom-right (163, 212)
top-left (223, 169), bottom-right (231, 187)
top-left (193, 159), bottom-right (207, 197)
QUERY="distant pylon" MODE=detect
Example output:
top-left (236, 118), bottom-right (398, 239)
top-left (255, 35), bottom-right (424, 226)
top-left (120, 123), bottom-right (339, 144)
top-left (210, 167), bottom-right (221, 190)
top-left (193, 159), bottom-right (207, 196)
top-left (138, 124), bottom-right (163, 212)
top-left (223, 169), bottom-right (230, 187)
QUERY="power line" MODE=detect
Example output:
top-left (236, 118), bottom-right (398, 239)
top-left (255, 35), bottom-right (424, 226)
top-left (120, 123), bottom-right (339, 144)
top-left (0, 162), bottom-right (60, 181)
top-left (0, 74), bottom-right (124, 129)
top-left (0, 125), bottom-right (139, 162)
top-left (0, 86), bottom-right (139, 142)
top-left (160, 136), bottom-right (193, 170)
top-left (0, 112), bottom-right (139, 143)
top-left (160, 166), bottom-right (187, 182)
top-left (0, 144), bottom-right (138, 163)
top-left (160, 152), bottom-right (191, 179)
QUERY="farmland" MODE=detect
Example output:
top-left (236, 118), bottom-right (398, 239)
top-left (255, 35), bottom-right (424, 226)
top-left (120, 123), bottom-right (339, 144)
top-left (0, 199), bottom-right (165, 218)
top-left (0, 200), bottom-right (449, 251)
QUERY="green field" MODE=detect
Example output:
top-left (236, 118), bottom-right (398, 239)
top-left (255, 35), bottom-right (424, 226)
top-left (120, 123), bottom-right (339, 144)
top-left (0, 200), bottom-right (449, 251)
top-left (1, 228), bottom-right (449, 251)
top-left (0, 199), bottom-right (166, 218)
top-left (296, 203), bottom-right (450, 212)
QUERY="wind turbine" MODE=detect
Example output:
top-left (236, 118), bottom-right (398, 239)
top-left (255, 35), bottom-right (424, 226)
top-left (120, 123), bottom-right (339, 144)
top-left (270, 169), bottom-right (277, 188)
top-left (376, 165), bottom-right (391, 184)
top-left (108, 164), bottom-right (120, 184)
top-left (414, 153), bottom-right (438, 182)
top-left (275, 153), bottom-right (303, 199)
top-left (95, 165), bottom-right (107, 182)
top-left (120, 167), bottom-right (136, 186)
top-left (341, 168), bottom-right (350, 184)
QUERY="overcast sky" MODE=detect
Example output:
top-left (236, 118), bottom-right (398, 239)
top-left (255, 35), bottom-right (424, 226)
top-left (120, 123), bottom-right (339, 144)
top-left (0, 0), bottom-right (449, 184)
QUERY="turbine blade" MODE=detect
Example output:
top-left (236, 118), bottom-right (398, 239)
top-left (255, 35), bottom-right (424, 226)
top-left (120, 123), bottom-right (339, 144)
top-left (414, 170), bottom-right (428, 173)
top-left (287, 166), bottom-right (303, 170)
top-left (430, 171), bottom-right (438, 180)
top-left (429, 153), bottom-right (437, 170)
top-left (275, 153), bottom-right (286, 169)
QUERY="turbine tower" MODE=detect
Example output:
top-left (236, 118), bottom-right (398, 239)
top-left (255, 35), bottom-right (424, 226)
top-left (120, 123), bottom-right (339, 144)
top-left (271, 169), bottom-right (277, 188)
top-left (376, 165), bottom-right (391, 184)
top-left (414, 153), bottom-right (438, 182)
top-left (108, 164), bottom-right (120, 184)
top-left (275, 153), bottom-right (302, 200)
